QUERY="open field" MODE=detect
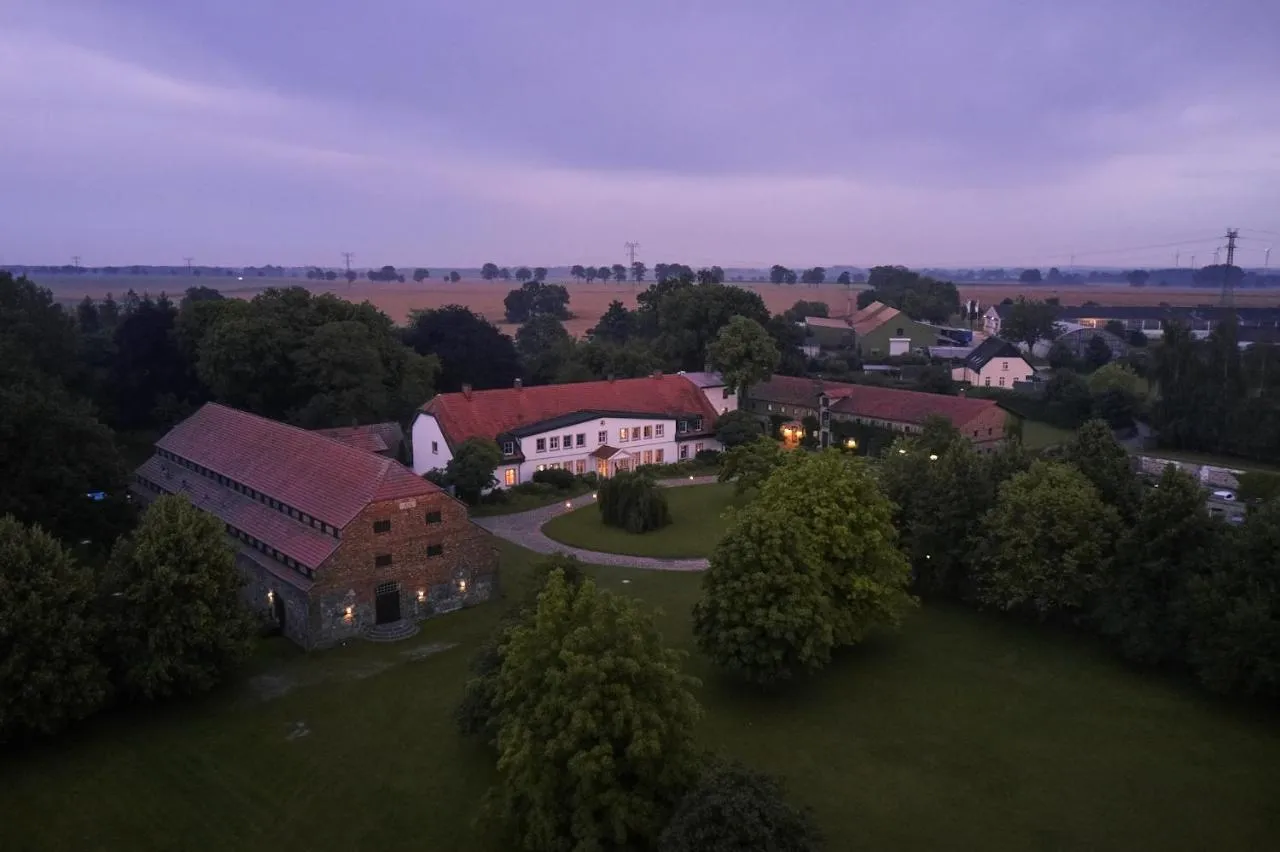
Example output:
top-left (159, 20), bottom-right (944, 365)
top-left (3, 539), bottom-right (1278, 852)
top-left (32, 274), bottom-right (1279, 338)
top-left (542, 482), bottom-right (739, 557)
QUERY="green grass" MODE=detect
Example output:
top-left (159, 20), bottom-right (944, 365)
top-left (469, 482), bottom-right (593, 517)
top-left (3, 541), bottom-right (1279, 852)
top-left (1021, 419), bottom-right (1076, 451)
top-left (541, 483), bottom-right (739, 558)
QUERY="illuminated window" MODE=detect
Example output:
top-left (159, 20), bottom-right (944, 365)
top-left (679, 444), bottom-right (689, 460)
top-left (655, 448), bottom-right (664, 463)
top-left (643, 450), bottom-right (653, 464)
top-left (619, 429), bottom-right (629, 442)
top-left (695, 442), bottom-right (705, 453)
top-left (574, 459), bottom-right (586, 474)
top-left (504, 468), bottom-right (517, 486)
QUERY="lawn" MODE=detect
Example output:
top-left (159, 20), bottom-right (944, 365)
top-left (469, 481), bottom-right (593, 517)
top-left (1021, 418), bottom-right (1076, 451)
top-left (541, 482), bottom-right (739, 558)
top-left (3, 541), bottom-right (1278, 852)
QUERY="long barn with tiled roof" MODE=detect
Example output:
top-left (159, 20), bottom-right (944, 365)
top-left (132, 403), bottom-right (497, 648)
top-left (413, 372), bottom-right (737, 485)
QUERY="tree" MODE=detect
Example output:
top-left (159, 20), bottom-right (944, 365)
top-left (714, 410), bottom-right (764, 448)
top-left (1126, 269), bottom-right (1150, 287)
top-left (1088, 363), bottom-right (1142, 429)
top-left (499, 267), bottom-right (512, 280)
top-left (717, 436), bottom-right (785, 495)
top-left (344, 270), bottom-right (358, 284)
top-left (1083, 334), bottom-right (1113, 372)
top-left (1019, 268), bottom-right (1043, 283)
top-left (1048, 339), bottom-right (1077, 370)
top-left (974, 461), bottom-right (1120, 619)
top-left (413, 268), bottom-right (431, 282)
top-left (859, 265), bottom-right (961, 324)
top-left (403, 305), bottom-right (521, 393)
top-left (695, 452), bottom-right (914, 684)
top-left (837, 270), bottom-right (852, 285)
top-left (569, 264), bottom-right (586, 282)
top-left (584, 266), bottom-right (598, 284)
top-left (590, 300), bottom-right (634, 343)
top-left (1183, 501), bottom-right (1280, 697)
top-left (481, 262), bottom-right (501, 280)
top-left (597, 471), bottom-right (671, 533)
top-left (532, 267), bottom-right (548, 282)
top-left (504, 281), bottom-right (571, 323)
top-left (782, 300), bottom-right (829, 322)
top-left (443, 437), bottom-right (503, 503)
top-left (102, 496), bottom-right (256, 701)
top-left (769, 264), bottom-right (790, 284)
top-left (706, 316), bottom-right (780, 395)
top-left (659, 761), bottom-right (821, 852)
top-left (631, 261), bottom-right (647, 282)
top-left (0, 516), bottom-right (108, 743)
top-left (1096, 465), bottom-right (1219, 665)
top-left (800, 267), bottom-right (826, 286)
top-left (516, 314), bottom-right (574, 385)
top-left (449, 270), bottom-right (462, 283)
top-left (1064, 420), bottom-right (1142, 520)
top-left (633, 276), bottom-right (771, 372)
top-left (1001, 297), bottom-right (1060, 350)
top-left (491, 570), bottom-right (702, 851)
top-left (1104, 319), bottom-right (1127, 339)
top-left (0, 272), bottom-right (82, 388)
top-left (611, 263), bottom-right (627, 283)
top-left (514, 266), bottom-right (531, 282)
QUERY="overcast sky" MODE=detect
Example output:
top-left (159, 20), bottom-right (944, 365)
top-left (2, 0), bottom-right (1278, 269)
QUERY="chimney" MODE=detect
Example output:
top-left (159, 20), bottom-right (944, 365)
top-left (461, 383), bottom-right (472, 399)
top-left (514, 378), bottom-right (523, 391)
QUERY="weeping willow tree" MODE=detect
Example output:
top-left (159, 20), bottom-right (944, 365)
top-left (598, 471), bottom-right (672, 533)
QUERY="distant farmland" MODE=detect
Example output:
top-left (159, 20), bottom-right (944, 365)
top-left (33, 274), bottom-right (1280, 337)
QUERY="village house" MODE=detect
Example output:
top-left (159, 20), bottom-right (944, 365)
top-left (412, 371), bottom-right (735, 485)
top-left (131, 403), bottom-right (497, 649)
top-left (952, 337), bottom-right (1035, 388)
top-left (847, 300), bottom-right (943, 357)
top-left (746, 374), bottom-right (1010, 449)
top-left (984, 303), bottom-right (1280, 340)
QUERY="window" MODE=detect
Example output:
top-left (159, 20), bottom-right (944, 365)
top-left (619, 428), bottom-right (629, 442)
top-left (655, 448), bottom-right (665, 463)
top-left (425, 510), bottom-right (442, 525)
top-left (427, 543), bottom-right (444, 558)
top-left (679, 444), bottom-right (689, 460)
top-left (723, 387), bottom-right (731, 398)
top-left (677, 419), bottom-right (688, 434)
top-left (695, 442), bottom-right (705, 453)
top-left (1001, 360), bottom-right (1009, 371)
top-left (549, 436), bottom-right (560, 451)
top-left (502, 441), bottom-right (515, 455)
top-left (896, 327), bottom-right (904, 336)
top-left (597, 430), bottom-right (607, 444)
top-left (654, 424), bottom-right (664, 438)
top-left (643, 425), bottom-right (653, 439)
top-left (431, 441), bottom-right (438, 454)
top-left (998, 376), bottom-right (1006, 387)
top-left (562, 433), bottom-right (573, 448)
top-left (984, 377), bottom-right (991, 386)
top-left (574, 459), bottom-right (586, 474)
top-left (643, 450), bottom-right (653, 464)
top-left (575, 433), bottom-right (585, 447)
top-left (630, 427), bottom-right (640, 441)
top-left (504, 468), bottom-right (517, 486)
top-left (536, 438), bottom-right (546, 453)
top-left (373, 519), bottom-right (391, 534)
top-left (536, 464), bottom-right (547, 472)
top-left (375, 554), bottom-right (392, 568)
top-left (694, 417), bottom-right (703, 431)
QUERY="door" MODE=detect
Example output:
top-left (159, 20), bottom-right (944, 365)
top-left (272, 592), bottom-right (286, 628)
top-left (375, 582), bottom-right (401, 624)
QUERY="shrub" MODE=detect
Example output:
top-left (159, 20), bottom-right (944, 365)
top-left (510, 481), bottom-right (555, 497)
top-left (598, 471), bottom-right (672, 533)
top-left (695, 449), bottom-right (722, 464)
top-left (659, 760), bottom-right (822, 852)
top-left (531, 468), bottom-right (576, 490)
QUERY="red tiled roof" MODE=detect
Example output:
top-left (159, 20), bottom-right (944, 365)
top-left (155, 403), bottom-right (441, 529)
top-left (752, 374), bottom-right (1001, 429)
top-left (423, 375), bottom-right (719, 447)
top-left (313, 422), bottom-right (405, 456)
top-left (136, 455), bottom-right (335, 574)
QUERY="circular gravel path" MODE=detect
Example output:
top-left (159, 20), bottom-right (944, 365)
top-left (472, 476), bottom-right (718, 571)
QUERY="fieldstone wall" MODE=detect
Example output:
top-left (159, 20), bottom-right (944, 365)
top-left (1136, 456), bottom-right (1241, 490)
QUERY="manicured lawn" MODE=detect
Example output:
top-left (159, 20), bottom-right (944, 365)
top-left (469, 482), bottom-right (593, 517)
top-left (1021, 418), bottom-right (1076, 451)
top-left (3, 541), bottom-right (1279, 852)
top-left (541, 482), bottom-right (739, 558)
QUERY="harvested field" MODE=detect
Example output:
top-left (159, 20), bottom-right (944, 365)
top-left (33, 274), bottom-right (1280, 337)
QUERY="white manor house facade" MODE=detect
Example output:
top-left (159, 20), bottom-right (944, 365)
top-left (412, 372), bottom-right (736, 486)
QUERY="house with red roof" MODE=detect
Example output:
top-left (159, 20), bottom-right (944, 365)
top-left (131, 403), bottom-right (498, 649)
top-left (746, 374), bottom-right (1010, 448)
top-left (412, 371), bottom-right (737, 485)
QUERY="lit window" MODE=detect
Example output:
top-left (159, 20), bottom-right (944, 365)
top-left (643, 450), bottom-right (653, 464)
top-left (536, 464), bottom-right (546, 472)
top-left (549, 436), bottom-right (560, 451)
top-left (373, 519), bottom-right (391, 534)
top-left (575, 433), bottom-right (585, 447)
top-left (427, 543), bottom-right (444, 557)
top-left (425, 510), bottom-right (442, 525)
top-left (597, 430), bottom-right (607, 444)
top-left (504, 468), bottom-right (517, 486)
top-left (536, 438), bottom-right (546, 453)
top-left (695, 442), bottom-right (705, 453)
top-left (643, 426), bottom-right (653, 439)
top-left (375, 554), bottom-right (392, 567)
top-left (574, 459), bottom-right (586, 474)
top-left (679, 444), bottom-right (689, 460)
top-left (502, 441), bottom-right (515, 455)
top-left (654, 424), bottom-right (664, 438)
top-left (619, 429), bottom-right (629, 442)
top-left (655, 448), bottom-right (665, 463)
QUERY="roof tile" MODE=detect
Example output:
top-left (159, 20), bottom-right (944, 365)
top-left (751, 374), bottom-right (1002, 429)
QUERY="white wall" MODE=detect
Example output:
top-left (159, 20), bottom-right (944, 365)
top-left (698, 383), bottom-right (738, 416)
top-left (412, 412), bottom-right (719, 487)
top-left (953, 356), bottom-right (1034, 388)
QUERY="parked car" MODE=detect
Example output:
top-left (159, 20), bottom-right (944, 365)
top-left (1211, 490), bottom-right (1236, 502)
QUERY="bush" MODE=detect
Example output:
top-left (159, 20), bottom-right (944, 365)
top-left (695, 449), bottom-right (722, 464)
top-left (659, 760), bottom-right (822, 852)
top-left (531, 468), bottom-right (576, 490)
top-left (510, 481), bottom-right (555, 497)
top-left (598, 471), bottom-right (672, 533)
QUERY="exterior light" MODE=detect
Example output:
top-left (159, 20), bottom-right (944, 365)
top-left (417, 589), bottom-right (426, 603)
top-left (458, 579), bottom-right (468, 593)
top-left (844, 438), bottom-right (857, 449)
top-left (267, 590), bottom-right (275, 604)
top-left (689, 475), bottom-right (694, 480)
top-left (564, 501), bottom-right (572, 508)
top-left (898, 448), bottom-right (907, 455)
top-left (592, 492), bottom-right (598, 499)
top-left (929, 454), bottom-right (938, 461)
top-left (343, 606), bottom-right (354, 623)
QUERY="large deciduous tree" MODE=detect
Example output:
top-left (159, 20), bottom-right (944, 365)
top-left (516, 313), bottom-right (574, 385)
top-left (491, 570), bottom-right (702, 851)
top-left (0, 516), bottom-right (108, 743)
top-left (443, 437), bottom-right (503, 504)
top-left (694, 451), bottom-right (915, 684)
top-left (717, 436), bottom-right (785, 495)
top-left (1001, 297), bottom-right (1060, 350)
top-left (714, 410), bottom-right (764, 448)
top-left (706, 315), bottom-right (780, 395)
top-left (974, 461), bottom-right (1120, 619)
top-left (659, 760), bottom-right (821, 852)
top-left (101, 496), bottom-right (256, 701)
top-left (1064, 419), bottom-right (1142, 520)
top-left (598, 471), bottom-right (672, 533)
top-left (403, 305), bottom-right (521, 392)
